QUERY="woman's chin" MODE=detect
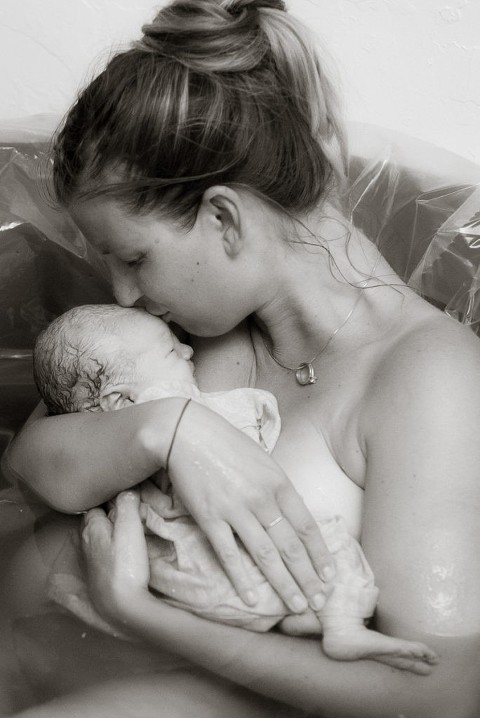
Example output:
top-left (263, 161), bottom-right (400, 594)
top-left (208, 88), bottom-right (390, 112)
top-left (176, 318), bottom-right (239, 339)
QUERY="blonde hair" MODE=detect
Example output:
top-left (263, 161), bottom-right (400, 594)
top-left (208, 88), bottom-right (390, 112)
top-left (53, 0), bottom-right (346, 226)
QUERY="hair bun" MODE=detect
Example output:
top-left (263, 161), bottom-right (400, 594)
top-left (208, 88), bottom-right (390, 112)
top-left (226, 0), bottom-right (286, 14)
top-left (138, 0), bottom-right (285, 73)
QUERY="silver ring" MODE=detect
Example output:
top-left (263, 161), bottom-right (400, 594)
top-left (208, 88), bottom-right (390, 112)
top-left (266, 515), bottom-right (285, 530)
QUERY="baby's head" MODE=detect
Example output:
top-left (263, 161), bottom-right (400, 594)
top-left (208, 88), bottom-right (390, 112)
top-left (33, 304), bottom-right (195, 415)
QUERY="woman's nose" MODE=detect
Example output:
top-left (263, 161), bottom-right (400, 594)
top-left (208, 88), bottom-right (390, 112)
top-left (110, 263), bottom-right (143, 308)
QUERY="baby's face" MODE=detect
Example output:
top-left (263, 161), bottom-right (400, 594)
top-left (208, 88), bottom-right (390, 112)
top-left (117, 310), bottom-right (195, 389)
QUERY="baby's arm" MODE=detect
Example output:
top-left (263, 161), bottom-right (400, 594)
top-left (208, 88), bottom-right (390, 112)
top-left (318, 518), bottom-right (437, 674)
top-left (4, 397), bottom-right (189, 512)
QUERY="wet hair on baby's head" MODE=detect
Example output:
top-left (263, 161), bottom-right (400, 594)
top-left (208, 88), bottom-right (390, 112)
top-left (53, 0), bottom-right (346, 227)
top-left (33, 304), bottom-right (136, 416)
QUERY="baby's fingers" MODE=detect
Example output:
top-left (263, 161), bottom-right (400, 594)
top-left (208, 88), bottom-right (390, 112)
top-left (82, 508), bottom-right (112, 549)
top-left (112, 490), bottom-right (147, 559)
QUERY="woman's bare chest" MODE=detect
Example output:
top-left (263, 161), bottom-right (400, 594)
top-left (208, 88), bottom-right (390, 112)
top-left (192, 328), bottom-right (366, 538)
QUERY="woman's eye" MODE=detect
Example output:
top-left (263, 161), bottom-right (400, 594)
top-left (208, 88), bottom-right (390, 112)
top-left (127, 257), bottom-right (144, 268)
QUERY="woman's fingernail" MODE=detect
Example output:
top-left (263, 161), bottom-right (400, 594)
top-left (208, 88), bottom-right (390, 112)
top-left (245, 590), bottom-right (258, 606)
top-left (292, 594), bottom-right (308, 612)
top-left (321, 565), bottom-right (335, 582)
top-left (311, 593), bottom-right (326, 611)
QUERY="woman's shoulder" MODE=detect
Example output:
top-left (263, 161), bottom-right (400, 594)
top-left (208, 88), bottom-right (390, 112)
top-left (379, 310), bottom-right (480, 382)
top-left (363, 309), bottom-right (480, 434)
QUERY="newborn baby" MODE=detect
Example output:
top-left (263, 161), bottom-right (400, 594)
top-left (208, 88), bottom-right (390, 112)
top-left (33, 304), bottom-right (436, 672)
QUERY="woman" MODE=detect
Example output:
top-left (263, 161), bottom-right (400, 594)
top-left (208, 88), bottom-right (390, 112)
top-left (5, 0), bottom-right (480, 716)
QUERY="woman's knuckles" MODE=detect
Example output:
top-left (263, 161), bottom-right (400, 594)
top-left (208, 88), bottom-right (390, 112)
top-left (216, 545), bottom-right (240, 566)
top-left (279, 540), bottom-right (305, 563)
top-left (294, 518), bottom-right (320, 540)
top-left (254, 542), bottom-right (278, 567)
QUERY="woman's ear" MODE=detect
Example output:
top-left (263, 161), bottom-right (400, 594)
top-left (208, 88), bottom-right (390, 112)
top-left (201, 186), bottom-right (243, 258)
top-left (98, 386), bottom-right (134, 413)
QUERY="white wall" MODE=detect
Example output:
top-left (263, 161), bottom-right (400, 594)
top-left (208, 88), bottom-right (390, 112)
top-left (1, 0), bottom-right (479, 163)
top-left (295, 0), bottom-right (480, 165)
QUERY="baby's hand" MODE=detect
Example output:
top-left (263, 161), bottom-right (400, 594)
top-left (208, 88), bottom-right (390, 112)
top-left (82, 491), bottom-right (150, 621)
top-left (140, 477), bottom-right (188, 519)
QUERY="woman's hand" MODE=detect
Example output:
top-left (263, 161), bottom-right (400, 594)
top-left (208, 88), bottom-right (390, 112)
top-left (81, 490), bottom-right (150, 622)
top-left (165, 400), bottom-right (335, 615)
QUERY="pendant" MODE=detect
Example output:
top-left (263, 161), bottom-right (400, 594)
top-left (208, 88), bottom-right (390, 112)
top-left (295, 362), bottom-right (317, 386)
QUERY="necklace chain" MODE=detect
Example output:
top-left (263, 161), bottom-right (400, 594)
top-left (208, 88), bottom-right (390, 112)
top-left (263, 281), bottom-right (368, 386)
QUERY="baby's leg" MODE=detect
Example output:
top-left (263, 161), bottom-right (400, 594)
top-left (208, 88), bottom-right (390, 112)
top-left (317, 518), bottom-right (438, 674)
top-left (321, 616), bottom-right (438, 675)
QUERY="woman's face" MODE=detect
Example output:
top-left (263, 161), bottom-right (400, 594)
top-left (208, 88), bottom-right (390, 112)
top-left (70, 197), bottom-right (259, 337)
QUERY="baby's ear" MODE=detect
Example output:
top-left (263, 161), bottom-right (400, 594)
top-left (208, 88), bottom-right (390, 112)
top-left (99, 386), bottom-right (134, 412)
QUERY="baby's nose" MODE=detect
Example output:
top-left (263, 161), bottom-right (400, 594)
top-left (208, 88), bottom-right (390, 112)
top-left (180, 343), bottom-right (194, 360)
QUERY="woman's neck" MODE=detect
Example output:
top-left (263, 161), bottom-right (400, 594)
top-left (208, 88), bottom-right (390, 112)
top-left (252, 209), bottom-right (405, 370)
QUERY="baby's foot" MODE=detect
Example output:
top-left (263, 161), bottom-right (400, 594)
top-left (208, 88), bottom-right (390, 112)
top-left (322, 627), bottom-right (438, 675)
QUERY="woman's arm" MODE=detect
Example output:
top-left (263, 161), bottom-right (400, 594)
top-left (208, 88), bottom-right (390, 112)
top-left (83, 492), bottom-right (479, 718)
top-left (4, 397), bottom-right (192, 512)
top-left (5, 398), bottom-right (334, 611)
top-left (117, 596), bottom-right (480, 718)
top-left (361, 322), bottom-right (480, 641)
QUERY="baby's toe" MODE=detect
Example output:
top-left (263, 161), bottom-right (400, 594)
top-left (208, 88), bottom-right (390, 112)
top-left (413, 642), bottom-right (439, 664)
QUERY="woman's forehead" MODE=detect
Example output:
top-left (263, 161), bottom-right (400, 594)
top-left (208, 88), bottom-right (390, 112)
top-left (70, 199), bottom-right (153, 252)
